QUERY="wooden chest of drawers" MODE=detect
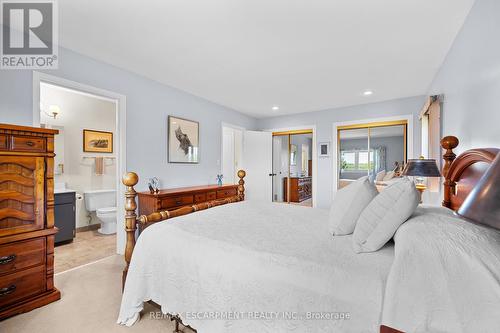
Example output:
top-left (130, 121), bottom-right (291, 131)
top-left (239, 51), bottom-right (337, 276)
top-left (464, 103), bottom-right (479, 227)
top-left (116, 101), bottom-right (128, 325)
top-left (283, 177), bottom-right (312, 203)
top-left (138, 184), bottom-right (240, 216)
top-left (0, 124), bottom-right (60, 319)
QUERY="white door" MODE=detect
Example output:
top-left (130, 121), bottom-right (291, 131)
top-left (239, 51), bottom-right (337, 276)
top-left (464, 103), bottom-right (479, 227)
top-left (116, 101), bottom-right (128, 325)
top-left (222, 126), bottom-right (244, 184)
top-left (243, 130), bottom-right (272, 202)
top-left (222, 128), bottom-right (235, 183)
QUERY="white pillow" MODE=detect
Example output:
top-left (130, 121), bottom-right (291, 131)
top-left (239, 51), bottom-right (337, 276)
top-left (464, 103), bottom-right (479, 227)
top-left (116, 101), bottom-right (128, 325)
top-left (375, 170), bottom-right (386, 181)
top-left (352, 177), bottom-right (420, 253)
top-left (329, 176), bottom-right (378, 236)
top-left (383, 171), bottom-right (395, 181)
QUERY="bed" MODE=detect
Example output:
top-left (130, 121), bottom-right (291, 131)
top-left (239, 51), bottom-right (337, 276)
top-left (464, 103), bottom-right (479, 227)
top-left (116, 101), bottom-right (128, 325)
top-left (117, 136), bottom-right (500, 333)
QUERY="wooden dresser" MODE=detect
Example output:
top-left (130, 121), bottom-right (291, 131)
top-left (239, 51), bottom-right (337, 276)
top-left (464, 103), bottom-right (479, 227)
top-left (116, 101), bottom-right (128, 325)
top-left (283, 177), bottom-right (312, 203)
top-left (0, 124), bottom-right (60, 319)
top-left (138, 184), bottom-right (239, 216)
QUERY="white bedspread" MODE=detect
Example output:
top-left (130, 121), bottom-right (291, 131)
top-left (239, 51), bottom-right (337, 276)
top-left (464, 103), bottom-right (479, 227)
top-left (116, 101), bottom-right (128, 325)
top-left (381, 206), bottom-right (500, 333)
top-left (118, 201), bottom-right (394, 332)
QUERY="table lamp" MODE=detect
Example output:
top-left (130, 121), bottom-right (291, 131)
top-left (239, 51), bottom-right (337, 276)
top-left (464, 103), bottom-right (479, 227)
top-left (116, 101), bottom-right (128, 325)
top-left (402, 157), bottom-right (441, 202)
top-left (457, 154), bottom-right (500, 228)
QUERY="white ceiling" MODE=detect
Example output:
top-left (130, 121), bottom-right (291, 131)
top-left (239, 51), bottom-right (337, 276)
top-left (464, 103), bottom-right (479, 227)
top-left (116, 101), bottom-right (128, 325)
top-left (58, 0), bottom-right (475, 118)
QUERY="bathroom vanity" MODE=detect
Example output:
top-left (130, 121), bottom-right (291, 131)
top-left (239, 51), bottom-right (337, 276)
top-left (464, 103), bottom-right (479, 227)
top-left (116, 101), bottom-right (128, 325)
top-left (54, 191), bottom-right (76, 244)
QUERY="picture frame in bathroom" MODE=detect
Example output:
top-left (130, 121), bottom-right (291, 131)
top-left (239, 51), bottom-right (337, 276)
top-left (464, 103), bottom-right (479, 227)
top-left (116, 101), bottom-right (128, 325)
top-left (83, 129), bottom-right (113, 153)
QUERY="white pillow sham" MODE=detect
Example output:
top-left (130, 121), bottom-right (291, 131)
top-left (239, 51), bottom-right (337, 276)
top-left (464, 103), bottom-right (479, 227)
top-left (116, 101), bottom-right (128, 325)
top-left (329, 176), bottom-right (378, 236)
top-left (352, 177), bottom-right (419, 253)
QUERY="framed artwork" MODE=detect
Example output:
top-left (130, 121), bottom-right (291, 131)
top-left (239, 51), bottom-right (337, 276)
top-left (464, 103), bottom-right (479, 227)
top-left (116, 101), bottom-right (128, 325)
top-left (319, 142), bottom-right (330, 157)
top-left (168, 116), bottom-right (199, 163)
top-left (83, 129), bottom-right (113, 153)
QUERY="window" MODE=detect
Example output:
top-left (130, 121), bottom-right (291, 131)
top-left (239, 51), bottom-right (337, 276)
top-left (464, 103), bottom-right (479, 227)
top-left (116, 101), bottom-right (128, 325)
top-left (341, 151), bottom-right (356, 170)
top-left (340, 150), bottom-right (376, 171)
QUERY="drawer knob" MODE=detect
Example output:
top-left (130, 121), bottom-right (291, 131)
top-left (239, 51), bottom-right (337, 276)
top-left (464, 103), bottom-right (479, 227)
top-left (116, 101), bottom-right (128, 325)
top-left (25, 141), bottom-right (35, 146)
top-left (0, 254), bottom-right (16, 265)
top-left (0, 285), bottom-right (16, 297)
top-left (175, 201), bottom-right (182, 205)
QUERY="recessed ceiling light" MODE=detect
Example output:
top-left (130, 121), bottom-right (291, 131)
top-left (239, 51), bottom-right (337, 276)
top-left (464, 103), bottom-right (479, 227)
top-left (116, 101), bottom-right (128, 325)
top-left (363, 90), bottom-right (374, 96)
top-left (272, 106), bottom-right (280, 111)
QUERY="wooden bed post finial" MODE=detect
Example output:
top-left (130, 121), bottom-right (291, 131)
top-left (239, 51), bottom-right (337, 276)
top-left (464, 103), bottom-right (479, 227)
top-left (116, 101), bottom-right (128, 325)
top-left (237, 169), bottom-right (246, 200)
top-left (122, 172), bottom-right (139, 288)
top-left (441, 136), bottom-right (459, 208)
top-left (441, 136), bottom-right (459, 178)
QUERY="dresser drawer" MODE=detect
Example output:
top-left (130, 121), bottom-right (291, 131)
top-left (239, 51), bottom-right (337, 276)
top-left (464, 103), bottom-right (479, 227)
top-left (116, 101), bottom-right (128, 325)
top-left (10, 136), bottom-right (46, 152)
top-left (217, 188), bottom-right (237, 199)
top-left (194, 193), bottom-right (206, 203)
top-left (0, 135), bottom-right (7, 150)
top-left (0, 238), bottom-right (46, 276)
top-left (206, 192), bottom-right (216, 201)
top-left (161, 195), bottom-right (194, 209)
top-left (0, 265), bottom-right (46, 308)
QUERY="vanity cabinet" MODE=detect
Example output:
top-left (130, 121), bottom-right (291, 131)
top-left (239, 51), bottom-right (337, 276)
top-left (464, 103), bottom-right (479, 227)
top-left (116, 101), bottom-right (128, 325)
top-left (54, 192), bottom-right (76, 244)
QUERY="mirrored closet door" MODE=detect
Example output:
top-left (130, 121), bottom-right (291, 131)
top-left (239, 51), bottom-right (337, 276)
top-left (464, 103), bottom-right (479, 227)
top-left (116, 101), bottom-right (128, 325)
top-left (272, 131), bottom-right (313, 207)
top-left (338, 128), bottom-right (369, 188)
top-left (337, 121), bottom-right (407, 190)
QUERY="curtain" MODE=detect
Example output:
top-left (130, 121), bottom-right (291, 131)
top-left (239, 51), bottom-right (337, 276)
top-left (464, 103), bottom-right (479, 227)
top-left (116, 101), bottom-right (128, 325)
top-left (378, 146), bottom-right (386, 172)
top-left (372, 146), bottom-right (386, 174)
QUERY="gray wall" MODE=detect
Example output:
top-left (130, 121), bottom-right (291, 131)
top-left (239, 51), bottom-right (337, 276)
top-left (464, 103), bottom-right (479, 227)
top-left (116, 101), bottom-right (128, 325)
top-left (428, 0), bottom-right (500, 153)
top-left (0, 47), bottom-right (258, 191)
top-left (2, 0), bottom-right (498, 211)
top-left (258, 96), bottom-right (424, 208)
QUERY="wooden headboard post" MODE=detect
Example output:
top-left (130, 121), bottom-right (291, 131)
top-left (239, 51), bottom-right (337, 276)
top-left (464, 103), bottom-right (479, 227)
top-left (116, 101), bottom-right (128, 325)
top-left (440, 136), bottom-right (459, 208)
top-left (122, 172), bottom-right (139, 288)
top-left (237, 169), bottom-right (246, 200)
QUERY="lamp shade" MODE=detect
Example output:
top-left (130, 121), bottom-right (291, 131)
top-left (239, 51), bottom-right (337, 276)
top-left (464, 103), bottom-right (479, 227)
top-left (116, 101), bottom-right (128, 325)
top-left (458, 154), bottom-right (500, 229)
top-left (402, 158), bottom-right (441, 177)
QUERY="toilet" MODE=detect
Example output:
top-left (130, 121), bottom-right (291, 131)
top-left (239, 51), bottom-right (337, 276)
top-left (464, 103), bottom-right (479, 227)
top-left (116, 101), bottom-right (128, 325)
top-left (84, 189), bottom-right (117, 235)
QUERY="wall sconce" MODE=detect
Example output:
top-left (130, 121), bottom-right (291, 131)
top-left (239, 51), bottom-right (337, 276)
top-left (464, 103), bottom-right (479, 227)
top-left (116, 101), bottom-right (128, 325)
top-left (40, 103), bottom-right (60, 119)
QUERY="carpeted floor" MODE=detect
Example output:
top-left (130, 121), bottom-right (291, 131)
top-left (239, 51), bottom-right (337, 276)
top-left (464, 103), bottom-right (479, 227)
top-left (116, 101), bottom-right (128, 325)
top-left (0, 255), bottom-right (181, 333)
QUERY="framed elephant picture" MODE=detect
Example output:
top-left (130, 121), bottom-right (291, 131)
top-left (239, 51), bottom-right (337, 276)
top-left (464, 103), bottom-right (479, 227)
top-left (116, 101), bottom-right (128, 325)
top-left (168, 116), bottom-right (199, 163)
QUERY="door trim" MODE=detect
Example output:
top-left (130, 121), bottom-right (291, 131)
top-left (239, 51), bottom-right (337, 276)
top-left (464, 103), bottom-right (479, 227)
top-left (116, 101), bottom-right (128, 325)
top-left (32, 72), bottom-right (127, 255)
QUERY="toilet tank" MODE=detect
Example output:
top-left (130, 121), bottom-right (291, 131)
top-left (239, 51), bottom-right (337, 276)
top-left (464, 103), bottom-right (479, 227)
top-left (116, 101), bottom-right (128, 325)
top-left (84, 189), bottom-right (116, 212)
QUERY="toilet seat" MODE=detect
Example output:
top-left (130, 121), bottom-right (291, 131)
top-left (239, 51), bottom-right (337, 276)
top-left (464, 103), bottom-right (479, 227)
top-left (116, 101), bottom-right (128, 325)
top-left (97, 206), bottom-right (116, 214)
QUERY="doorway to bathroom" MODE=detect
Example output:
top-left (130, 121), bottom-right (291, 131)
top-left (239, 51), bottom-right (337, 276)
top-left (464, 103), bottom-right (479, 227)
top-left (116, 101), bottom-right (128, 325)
top-left (34, 73), bottom-right (126, 274)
